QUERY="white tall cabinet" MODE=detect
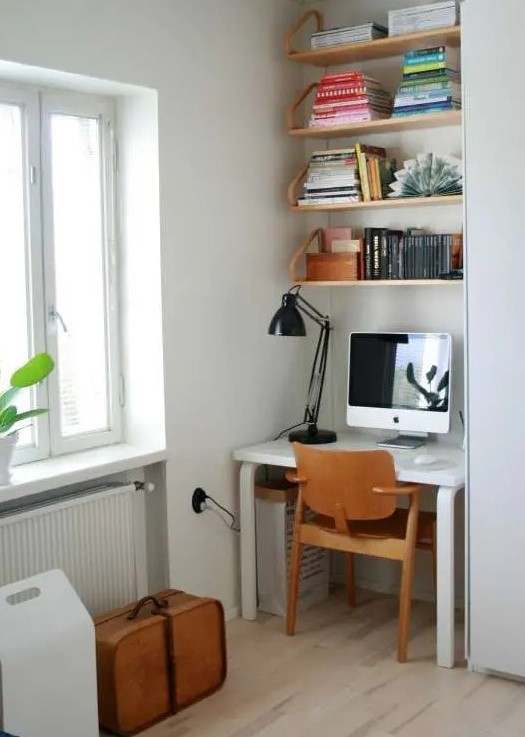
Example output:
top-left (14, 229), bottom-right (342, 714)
top-left (464, 0), bottom-right (525, 676)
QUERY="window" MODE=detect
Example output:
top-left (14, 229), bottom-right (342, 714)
top-left (1, 83), bottom-right (121, 463)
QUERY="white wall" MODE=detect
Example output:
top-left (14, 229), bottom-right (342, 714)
top-left (0, 0), bottom-right (309, 615)
top-left (118, 91), bottom-right (164, 451)
top-left (300, 0), bottom-right (465, 600)
top-left (463, 0), bottom-right (525, 677)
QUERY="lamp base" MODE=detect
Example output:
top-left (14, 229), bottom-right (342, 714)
top-left (289, 425), bottom-right (337, 445)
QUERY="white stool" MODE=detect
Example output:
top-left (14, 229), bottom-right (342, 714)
top-left (0, 569), bottom-right (98, 737)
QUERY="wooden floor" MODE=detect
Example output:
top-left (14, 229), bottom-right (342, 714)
top-left (104, 589), bottom-right (525, 737)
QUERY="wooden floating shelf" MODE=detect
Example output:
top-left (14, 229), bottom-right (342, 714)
top-left (289, 111), bottom-right (462, 139)
top-left (292, 195), bottom-right (463, 212)
top-left (294, 279), bottom-right (463, 287)
top-left (288, 26), bottom-right (461, 67)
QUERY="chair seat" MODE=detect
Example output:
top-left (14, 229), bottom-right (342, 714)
top-left (307, 508), bottom-right (435, 548)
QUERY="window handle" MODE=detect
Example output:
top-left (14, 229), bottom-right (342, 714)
top-left (49, 306), bottom-right (68, 333)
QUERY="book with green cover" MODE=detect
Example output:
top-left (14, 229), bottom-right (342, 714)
top-left (403, 60), bottom-right (448, 75)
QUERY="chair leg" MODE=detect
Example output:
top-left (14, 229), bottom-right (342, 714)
top-left (286, 536), bottom-right (303, 635)
top-left (397, 493), bottom-right (420, 662)
top-left (346, 553), bottom-right (356, 606)
top-left (287, 491), bottom-right (305, 636)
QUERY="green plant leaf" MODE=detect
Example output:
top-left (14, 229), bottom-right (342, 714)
top-left (0, 406), bottom-right (18, 433)
top-left (0, 408), bottom-right (48, 435)
top-left (0, 386), bottom-right (20, 413)
top-left (9, 408), bottom-right (48, 428)
top-left (10, 353), bottom-right (55, 388)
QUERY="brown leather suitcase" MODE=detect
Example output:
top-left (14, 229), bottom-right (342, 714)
top-left (95, 590), bottom-right (227, 736)
top-left (153, 590), bottom-right (227, 710)
top-left (95, 594), bottom-right (172, 736)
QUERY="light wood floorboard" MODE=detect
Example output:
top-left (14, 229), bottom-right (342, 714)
top-left (101, 589), bottom-right (525, 737)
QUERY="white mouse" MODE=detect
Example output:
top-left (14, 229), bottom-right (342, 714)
top-left (413, 454), bottom-right (438, 465)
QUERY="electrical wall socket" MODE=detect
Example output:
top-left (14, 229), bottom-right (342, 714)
top-left (192, 488), bottom-right (207, 513)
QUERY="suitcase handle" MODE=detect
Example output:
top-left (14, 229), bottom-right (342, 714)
top-left (127, 595), bottom-right (169, 620)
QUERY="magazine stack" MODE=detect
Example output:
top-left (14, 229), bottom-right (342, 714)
top-left (311, 22), bottom-right (387, 49)
top-left (297, 148), bottom-right (362, 207)
top-left (388, 1), bottom-right (459, 36)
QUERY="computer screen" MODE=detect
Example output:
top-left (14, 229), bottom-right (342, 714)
top-left (347, 332), bottom-right (451, 439)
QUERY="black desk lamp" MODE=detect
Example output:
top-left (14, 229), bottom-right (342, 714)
top-left (268, 285), bottom-right (337, 444)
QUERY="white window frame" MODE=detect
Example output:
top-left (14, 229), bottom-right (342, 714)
top-left (40, 91), bottom-right (122, 455)
top-left (1, 82), bottom-right (122, 463)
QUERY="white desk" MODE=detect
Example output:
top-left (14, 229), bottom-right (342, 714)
top-left (233, 431), bottom-right (465, 668)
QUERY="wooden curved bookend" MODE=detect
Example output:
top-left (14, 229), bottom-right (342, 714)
top-left (284, 9), bottom-right (323, 56)
top-left (287, 163), bottom-right (308, 208)
top-left (286, 82), bottom-right (318, 131)
top-left (289, 229), bottom-right (323, 283)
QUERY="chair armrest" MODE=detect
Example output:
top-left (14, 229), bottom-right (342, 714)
top-left (285, 469), bottom-right (307, 484)
top-left (373, 483), bottom-right (421, 496)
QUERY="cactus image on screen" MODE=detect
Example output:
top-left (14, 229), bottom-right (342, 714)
top-left (406, 362), bottom-right (449, 410)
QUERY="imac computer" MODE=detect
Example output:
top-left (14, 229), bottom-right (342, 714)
top-left (347, 332), bottom-right (452, 449)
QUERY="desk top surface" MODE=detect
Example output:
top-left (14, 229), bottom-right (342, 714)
top-left (233, 431), bottom-right (465, 489)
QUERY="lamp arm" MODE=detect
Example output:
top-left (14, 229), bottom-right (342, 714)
top-left (283, 285), bottom-right (331, 430)
top-left (297, 302), bottom-right (327, 328)
top-left (303, 321), bottom-right (330, 426)
top-left (289, 286), bottom-right (329, 327)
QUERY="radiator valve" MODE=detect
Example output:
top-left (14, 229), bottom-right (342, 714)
top-left (133, 481), bottom-right (155, 493)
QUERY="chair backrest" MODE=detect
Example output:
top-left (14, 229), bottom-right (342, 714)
top-left (292, 443), bottom-right (397, 521)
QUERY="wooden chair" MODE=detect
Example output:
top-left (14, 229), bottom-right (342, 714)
top-left (286, 443), bottom-right (436, 662)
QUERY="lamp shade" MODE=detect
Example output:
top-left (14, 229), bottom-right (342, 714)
top-left (268, 293), bottom-right (306, 336)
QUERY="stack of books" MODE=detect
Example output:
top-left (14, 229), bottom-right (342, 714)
top-left (355, 143), bottom-right (397, 202)
top-left (297, 148), bottom-right (361, 207)
top-left (362, 228), bottom-right (463, 280)
top-left (392, 46), bottom-right (461, 117)
top-left (309, 71), bottom-right (392, 128)
top-left (388, 1), bottom-right (460, 36)
top-left (311, 22), bottom-right (387, 49)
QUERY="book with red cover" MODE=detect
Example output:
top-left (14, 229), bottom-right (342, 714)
top-left (320, 70), bottom-right (367, 80)
top-left (315, 86), bottom-right (385, 101)
top-left (314, 96), bottom-right (373, 107)
top-left (312, 104), bottom-right (373, 117)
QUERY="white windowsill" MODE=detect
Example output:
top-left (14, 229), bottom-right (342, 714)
top-left (0, 444), bottom-right (168, 504)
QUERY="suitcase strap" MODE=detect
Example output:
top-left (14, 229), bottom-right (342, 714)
top-left (155, 598), bottom-right (227, 709)
top-left (127, 595), bottom-right (169, 620)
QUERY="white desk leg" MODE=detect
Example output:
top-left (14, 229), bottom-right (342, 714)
top-left (436, 484), bottom-right (463, 668)
top-left (239, 461), bottom-right (258, 620)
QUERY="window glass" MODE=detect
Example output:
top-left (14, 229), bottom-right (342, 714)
top-left (49, 113), bottom-right (110, 437)
top-left (0, 102), bottom-right (33, 446)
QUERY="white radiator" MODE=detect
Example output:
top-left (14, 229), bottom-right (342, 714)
top-left (0, 483), bottom-right (148, 615)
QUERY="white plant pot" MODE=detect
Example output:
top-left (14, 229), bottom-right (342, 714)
top-left (0, 434), bottom-right (17, 485)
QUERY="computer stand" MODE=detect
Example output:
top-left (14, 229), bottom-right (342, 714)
top-left (376, 432), bottom-right (428, 450)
